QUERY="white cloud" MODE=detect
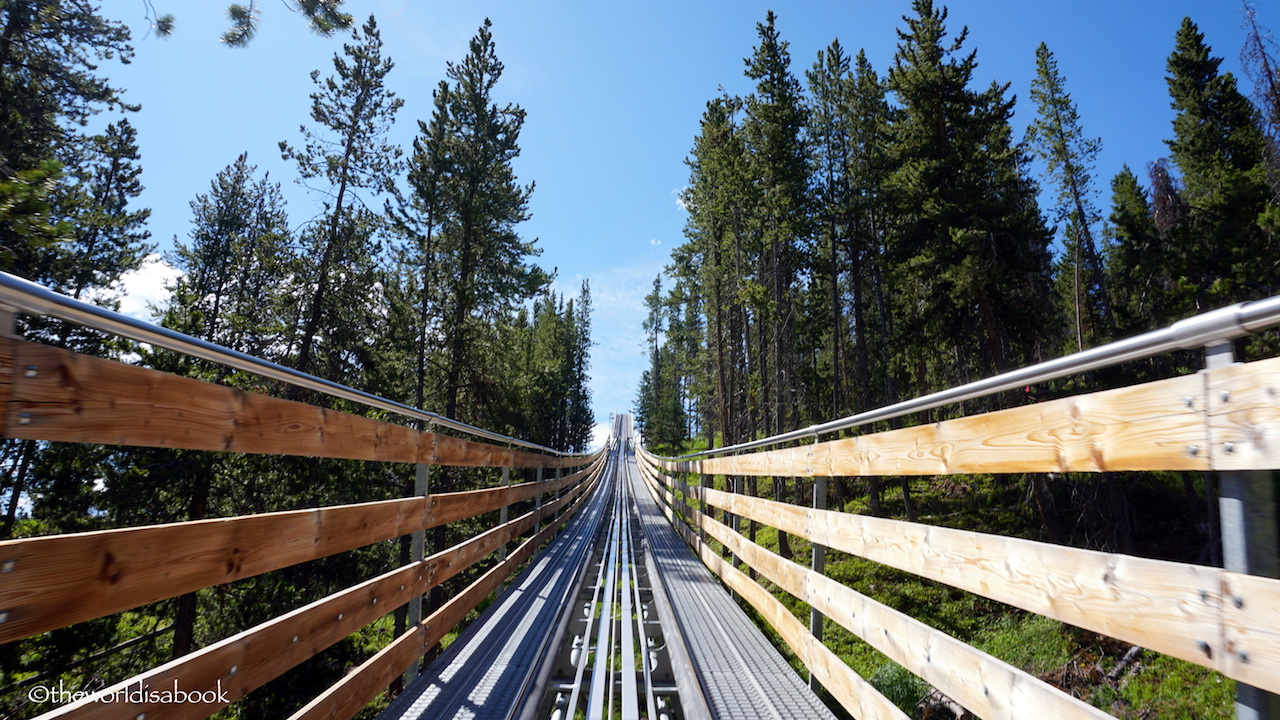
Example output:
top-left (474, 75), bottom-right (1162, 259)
top-left (116, 254), bottom-right (182, 322)
top-left (589, 421), bottom-right (611, 451)
top-left (649, 238), bottom-right (662, 246)
top-left (673, 186), bottom-right (690, 212)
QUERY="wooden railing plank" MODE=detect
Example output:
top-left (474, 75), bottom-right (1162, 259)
top-left (1222, 571), bottom-right (1280, 694)
top-left (639, 456), bottom-right (1280, 696)
top-left (0, 497), bottom-right (422, 645)
top-left (35, 561), bottom-right (426, 719)
top-left (426, 461), bottom-right (596, 528)
top-left (4, 339), bottom-right (422, 461)
top-left (1206, 355), bottom-right (1280, 471)
top-left (640, 463), bottom-right (1111, 720)
top-left (0, 338), bottom-right (14, 437)
top-left (0, 454), bottom-right (604, 645)
top-left (0, 339), bottom-right (595, 469)
top-left (653, 372), bottom-right (1208, 477)
top-left (286, 464), bottom-right (603, 720)
top-left (683, 477), bottom-right (1224, 671)
top-left (290, 622), bottom-right (427, 720)
top-left (635, 466), bottom-right (908, 720)
top-left (33, 466), bottom-right (601, 720)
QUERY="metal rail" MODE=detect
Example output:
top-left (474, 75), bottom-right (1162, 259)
top-left (0, 271), bottom-right (583, 456)
top-left (668, 294), bottom-right (1280, 460)
top-left (554, 416), bottom-right (661, 720)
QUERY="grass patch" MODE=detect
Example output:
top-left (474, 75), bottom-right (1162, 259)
top-left (1098, 653), bottom-right (1234, 719)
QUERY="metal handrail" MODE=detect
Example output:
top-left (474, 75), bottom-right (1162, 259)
top-left (666, 294), bottom-right (1280, 460)
top-left (0, 271), bottom-right (587, 456)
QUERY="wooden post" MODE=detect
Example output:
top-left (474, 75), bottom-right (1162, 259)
top-left (809, 475), bottom-right (827, 693)
top-left (0, 305), bottom-right (16, 339)
top-left (550, 465), bottom-right (559, 524)
top-left (499, 465), bottom-right (510, 563)
top-left (403, 461), bottom-right (429, 686)
top-left (535, 467), bottom-right (544, 533)
top-left (1207, 342), bottom-right (1280, 720)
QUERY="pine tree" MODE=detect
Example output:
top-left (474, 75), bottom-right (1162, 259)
top-left (29, 120), bottom-right (153, 354)
top-left (57, 121), bottom-right (152, 297)
top-left (845, 50), bottom-right (896, 413)
top-left (422, 18), bottom-right (549, 424)
top-left (567, 280), bottom-right (595, 451)
top-left (0, 1), bottom-right (136, 276)
top-left (886, 0), bottom-right (1051, 396)
top-left (0, 1), bottom-right (135, 167)
top-left (280, 14), bottom-right (402, 383)
top-left (1163, 17), bottom-right (1275, 316)
top-left (513, 284), bottom-right (594, 452)
top-left (389, 20), bottom-right (549, 600)
top-left (636, 277), bottom-right (687, 450)
top-left (806, 39), bottom-right (852, 419)
top-left (1026, 43), bottom-right (1112, 352)
top-left (1105, 165), bottom-right (1165, 337)
top-left (1241, 4), bottom-right (1280, 204)
top-left (742, 10), bottom-right (811, 439)
top-left (390, 79), bottom-right (454, 419)
top-left (681, 94), bottom-right (755, 447)
top-left (165, 153), bottom-right (295, 359)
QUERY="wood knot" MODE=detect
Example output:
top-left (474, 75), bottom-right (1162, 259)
top-left (225, 547), bottom-right (243, 575)
top-left (100, 552), bottom-right (124, 585)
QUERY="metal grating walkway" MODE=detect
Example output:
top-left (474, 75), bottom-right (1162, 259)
top-left (379, 416), bottom-right (837, 720)
top-left (622, 440), bottom-right (838, 720)
top-left (378, 464), bottom-right (611, 720)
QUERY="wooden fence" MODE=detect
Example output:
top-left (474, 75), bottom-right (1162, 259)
top-left (0, 337), bottom-right (605, 719)
top-left (636, 351), bottom-right (1280, 720)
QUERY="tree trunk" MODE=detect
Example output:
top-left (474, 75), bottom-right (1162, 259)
top-left (899, 477), bottom-right (916, 522)
top-left (1202, 471), bottom-right (1221, 566)
top-left (1, 440), bottom-right (35, 539)
top-left (774, 476), bottom-right (792, 559)
top-left (172, 463), bottom-right (210, 659)
top-left (1104, 473), bottom-right (1134, 554)
top-left (829, 230), bottom-right (843, 417)
top-left (849, 238), bottom-right (870, 411)
top-left (293, 141), bottom-right (357, 384)
top-left (746, 475), bottom-right (759, 580)
top-left (711, 241), bottom-right (730, 448)
top-left (1031, 473), bottom-right (1063, 543)
top-left (292, 76), bottom-right (374, 383)
top-left (1181, 471), bottom-right (1200, 515)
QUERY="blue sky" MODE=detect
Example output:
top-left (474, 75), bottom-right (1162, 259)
top-left (98, 0), bottom-right (1277, 438)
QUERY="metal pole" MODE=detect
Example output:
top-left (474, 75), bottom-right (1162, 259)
top-left (404, 461), bottom-right (430, 685)
top-left (809, 475), bottom-right (827, 693)
top-left (666, 295), bottom-right (1280, 461)
top-left (1207, 342), bottom-right (1279, 720)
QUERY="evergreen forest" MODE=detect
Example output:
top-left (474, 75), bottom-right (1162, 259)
top-left (632, 2), bottom-right (1280, 716)
top-left (0, 4), bottom-right (592, 717)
